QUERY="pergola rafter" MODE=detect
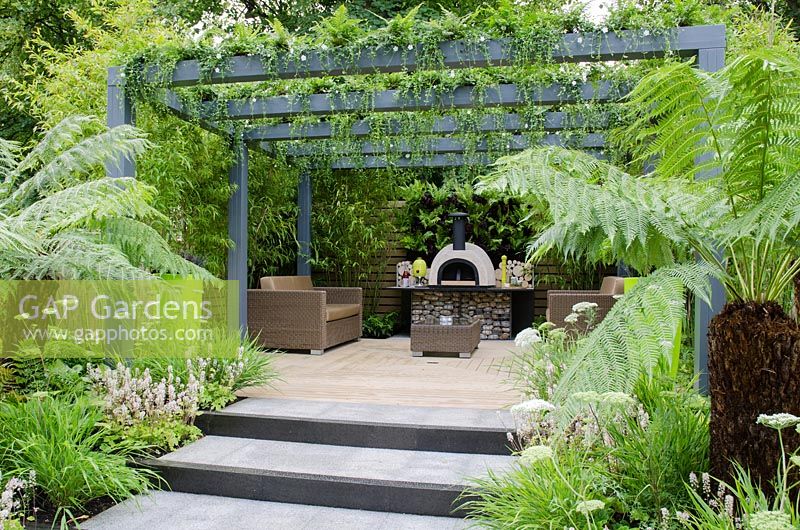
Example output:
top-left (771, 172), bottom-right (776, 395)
top-left (107, 23), bottom-right (726, 391)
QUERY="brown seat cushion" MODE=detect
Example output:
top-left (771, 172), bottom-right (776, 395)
top-left (326, 304), bottom-right (360, 322)
top-left (260, 276), bottom-right (314, 291)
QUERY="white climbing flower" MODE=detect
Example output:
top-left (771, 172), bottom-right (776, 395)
top-left (575, 500), bottom-right (605, 515)
top-left (757, 413), bottom-right (800, 430)
top-left (320, 44), bottom-right (328, 51)
top-left (514, 327), bottom-right (541, 348)
top-left (300, 54), bottom-right (307, 62)
top-left (576, 36), bottom-right (584, 44)
top-left (392, 45), bottom-right (399, 52)
top-left (519, 445), bottom-right (553, 465)
top-left (643, 29), bottom-right (651, 37)
top-left (601, 27), bottom-right (609, 34)
top-left (407, 44), bottom-right (414, 50)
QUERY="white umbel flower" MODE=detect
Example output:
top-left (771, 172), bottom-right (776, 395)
top-left (519, 445), bottom-right (553, 465)
top-left (514, 327), bottom-right (541, 348)
top-left (575, 499), bottom-right (605, 515)
top-left (511, 399), bottom-right (555, 415)
top-left (571, 301), bottom-right (598, 313)
top-left (757, 413), bottom-right (800, 430)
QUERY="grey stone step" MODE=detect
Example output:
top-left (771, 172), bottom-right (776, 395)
top-left (195, 398), bottom-right (514, 455)
top-left (149, 436), bottom-right (515, 517)
top-left (84, 491), bottom-right (467, 529)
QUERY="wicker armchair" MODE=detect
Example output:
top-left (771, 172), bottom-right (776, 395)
top-left (546, 276), bottom-right (625, 331)
top-left (247, 276), bottom-right (362, 355)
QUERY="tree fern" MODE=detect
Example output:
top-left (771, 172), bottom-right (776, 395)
top-left (0, 116), bottom-right (214, 281)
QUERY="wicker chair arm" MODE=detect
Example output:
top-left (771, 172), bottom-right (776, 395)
top-left (314, 287), bottom-right (362, 306)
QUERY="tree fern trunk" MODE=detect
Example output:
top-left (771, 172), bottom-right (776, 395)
top-left (794, 270), bottom-right (800, 320)
top-left (708, 301), bottom-right (800, 486)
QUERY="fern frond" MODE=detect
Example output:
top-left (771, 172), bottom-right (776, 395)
top-left (4, 231), bottom-right (155, 280)
top-left (552, 263), bottom-right (712, 418)
top-left (478, 147), bottom-right (726, 273)
top-left (12, 177), bottom-right (163, 233)
top-left (101, 217), bottom-right (215, 279)
top-left (0, 138), bottom-right (20, 182)
top-left (722, 170), bottom-right (800, 243)
top-left (614, 60), bottom-right (728, 180)
top-left (13, 116), bottom-right (99, 178)
top-left (11, 125), bottom-right (150, 206)
top-left (723, 48), bottom-right (800, 205)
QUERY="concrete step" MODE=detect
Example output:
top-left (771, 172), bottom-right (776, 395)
top-left (149, 435), bottom-right (515, 517)
top-left (84, 491), bottom-right (466, 529)
top-left (195, 398), bottom-right (513, 455)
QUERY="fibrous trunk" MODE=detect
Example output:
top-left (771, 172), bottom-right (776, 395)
top-left (708, 301), bottom-right (800, 485)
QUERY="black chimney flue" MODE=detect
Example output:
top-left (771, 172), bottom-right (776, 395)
top-left (449, 212), bottom-right (468, 251)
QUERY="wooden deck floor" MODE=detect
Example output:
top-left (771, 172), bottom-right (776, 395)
top-left (240, 337), bottom-right (523, 409)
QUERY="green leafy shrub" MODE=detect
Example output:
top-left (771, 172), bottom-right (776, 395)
top-left (0, 396), bottom-right (155, 524)
top-left (461, 445), bottom-right (613, 529)
top-left (362, 312), bottom-right (398, 339)
top-left (607, 378), bottom-right (710, 522)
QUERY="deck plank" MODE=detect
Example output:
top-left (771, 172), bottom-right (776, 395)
top-left (240, 338), bottom-right (522, 409)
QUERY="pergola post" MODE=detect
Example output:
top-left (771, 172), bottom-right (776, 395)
top-left (694, 46), bottom-right (727, 394)
top-left (106, 67), bottom-right (135, 178)
top-left (228, 138), bottom-right (249, 333)
top-left (297, 172), bottom-right (312, 276)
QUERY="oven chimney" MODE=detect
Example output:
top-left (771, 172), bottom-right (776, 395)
top-left (449, 212), bottom-right (468, 251)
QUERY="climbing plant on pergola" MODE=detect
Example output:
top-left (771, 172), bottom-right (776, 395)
top-left (106, 23), bottom-right (726, 390)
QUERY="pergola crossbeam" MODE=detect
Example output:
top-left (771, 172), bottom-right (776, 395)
top-left (318, 150), bottom-right (606, 170)
top-left (148, 25), bottom-right (725, 87)
top-left (243, 111), bottom-right (607, 141)
top-left (261, 132), bottom-right (605, 156)
top-left (205, 81), bottom-right (624, 120)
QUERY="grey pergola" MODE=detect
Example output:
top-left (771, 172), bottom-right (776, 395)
top-left (107, 24), bottom-right (726, 391)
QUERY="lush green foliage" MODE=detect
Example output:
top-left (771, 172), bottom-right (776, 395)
top-left (607, 378), bottom-right (710, 521)
top-left (133, 333), bottom-right (277, 410)
top-left (310, 170), bottom-right (398, 314)
top-left (362, 311), bottom-right (399, 339)
top-left (397, 181), bottom-right (539, 262)
top-left (0, 115), bottom-right (211, 280)
top-left (0, 396), bottom-right (156, 523)
top-left (462, 445), bottom-right (613, 529)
